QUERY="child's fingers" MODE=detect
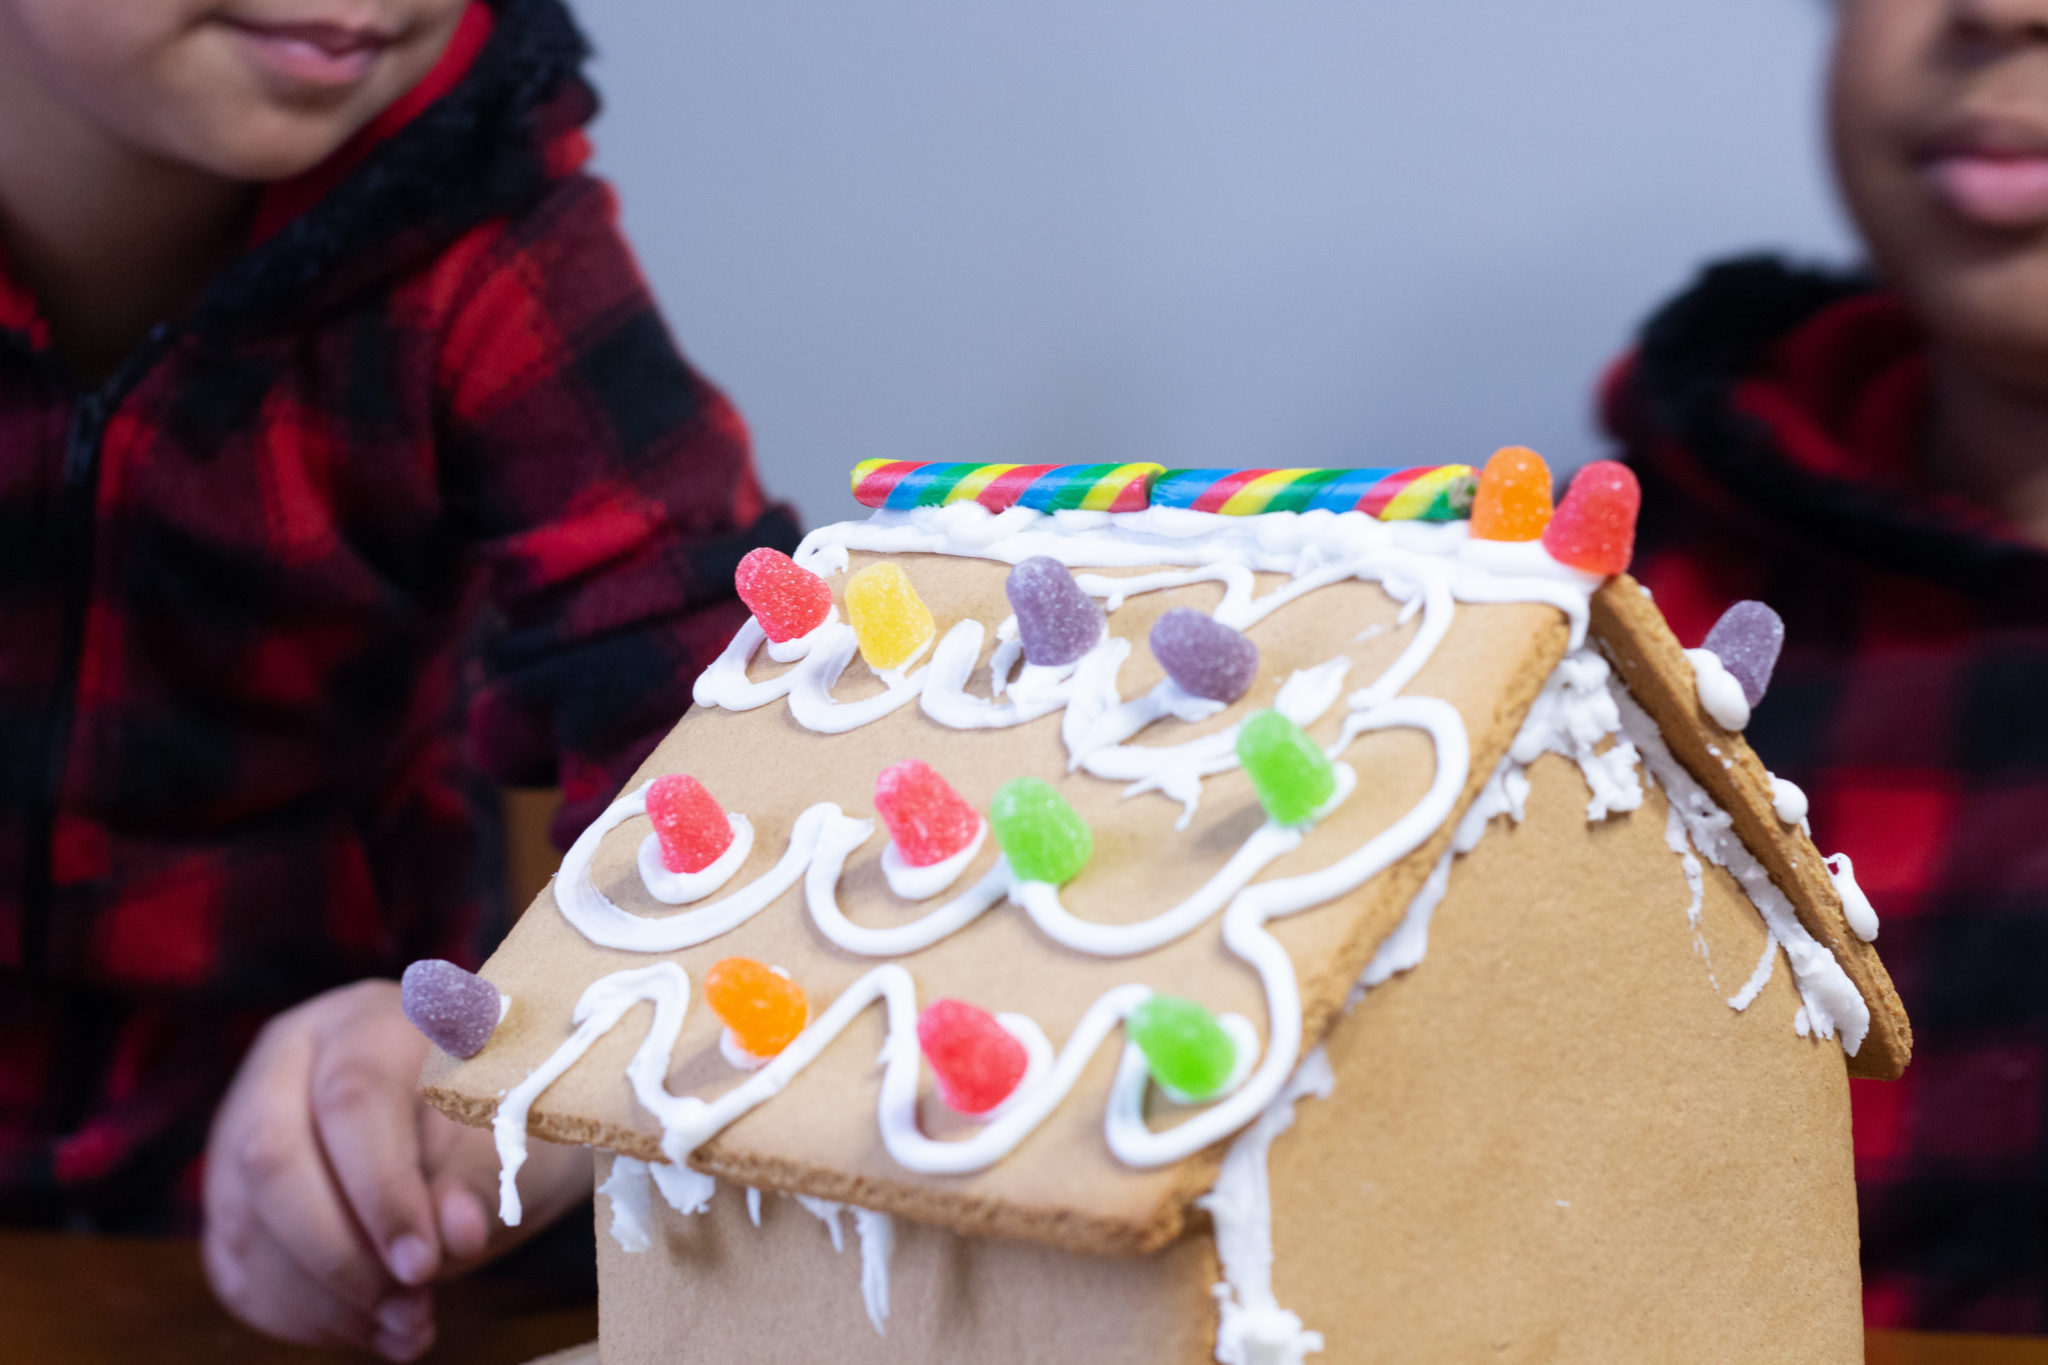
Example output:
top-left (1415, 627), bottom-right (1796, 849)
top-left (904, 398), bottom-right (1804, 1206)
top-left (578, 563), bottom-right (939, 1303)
top-left (208, 999), bottom-right (399, 1317)
top-left (306, 998), bottom-right (441, 1287)
top-left (202, 1141), bottom-right (393, 1351)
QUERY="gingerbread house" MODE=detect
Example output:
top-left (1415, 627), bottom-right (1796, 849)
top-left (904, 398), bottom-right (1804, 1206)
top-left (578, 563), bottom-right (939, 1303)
top-left (418, 454), bottom-right (1909, 1364)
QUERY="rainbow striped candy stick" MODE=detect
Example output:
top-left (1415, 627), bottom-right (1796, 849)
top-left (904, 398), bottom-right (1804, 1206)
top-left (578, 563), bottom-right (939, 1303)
top-left (851, 461), bottom-right (1165, 514)
top-left (1148, 465), bottom-right (1478, 521)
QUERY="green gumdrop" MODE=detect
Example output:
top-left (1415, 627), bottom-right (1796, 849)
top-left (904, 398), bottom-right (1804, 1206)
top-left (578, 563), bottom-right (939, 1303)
top-left (989, 777), bottom-right (1093, 885)
top-left (1235, 709), bottom-right (1336, 826)
top-left (1128, 994), bottom-right (1236, 1100)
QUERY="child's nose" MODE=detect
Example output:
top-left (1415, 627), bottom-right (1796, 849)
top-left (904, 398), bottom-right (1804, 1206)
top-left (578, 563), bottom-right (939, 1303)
top-left (1950, 0), bottom-right (2048, 48)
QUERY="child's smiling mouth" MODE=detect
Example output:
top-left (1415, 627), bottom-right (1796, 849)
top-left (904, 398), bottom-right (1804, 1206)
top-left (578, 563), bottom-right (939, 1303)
top-left (217, 12), bottom-right (397, 93)
top-left (1920, 115), bottom-right (2048, 229)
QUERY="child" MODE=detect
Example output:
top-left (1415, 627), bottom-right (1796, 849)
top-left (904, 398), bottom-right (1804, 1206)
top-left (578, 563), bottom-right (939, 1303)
top-left (0, 0), bottom-right (795, 1358)
top-left (1604, 0), bottom-right (2048, 1332)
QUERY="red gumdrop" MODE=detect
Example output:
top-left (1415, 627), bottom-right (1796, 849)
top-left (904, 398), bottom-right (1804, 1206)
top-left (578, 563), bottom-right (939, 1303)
top-left (735, 547), bottom-right (833, 643)
top-left (1540, 460), bottom-right (1641, 575)
top-left (874, 760), bottom-right (981, 868)
top-left (646, 774), bottom-right (734, 874)
top-left (917, 998), bottom-right (1028, 1115)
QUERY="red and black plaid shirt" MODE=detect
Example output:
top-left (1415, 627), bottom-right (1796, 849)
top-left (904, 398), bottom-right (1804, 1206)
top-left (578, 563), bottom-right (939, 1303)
top-left (1608, 257), bottom-right (2048, 1333)
top-left (0, 0), bottom-right (797, 1230)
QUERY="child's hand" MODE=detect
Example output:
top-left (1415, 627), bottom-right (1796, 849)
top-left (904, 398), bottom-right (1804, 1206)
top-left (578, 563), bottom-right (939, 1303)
top-left (201, 979), bottom-right (590, 1361)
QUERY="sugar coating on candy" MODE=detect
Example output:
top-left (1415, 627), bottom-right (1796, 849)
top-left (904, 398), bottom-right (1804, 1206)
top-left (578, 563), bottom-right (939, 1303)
top-left (1541, 460), bottom-right (1640, 575)
top-left (704, 957), bottom-right (808, 1059)
top-left (1149, 608), bottom-right (1259, 703)
top-left (1004, 556), bottom-right (1105, 668)
top-left (734, 547), bottom-right (833, 643)
top-left (401, 959), bottom-right (501, 1059)
top-left (1470, 445), bottom-right (1555, 542)
top-left (989, 777), bottom-right (1092, 885)
top-left (874, 760), bottom-right (981, 868)
top-left (646, 774), bottom-right (733, 874)
top-left (1126, 994), bottom-right (1236, 1100)
top-left (1235, 709), bottom-right (1336, 826)
top-left (845, 562), bottom-right (936, 673)
top-left (1702, 600), bottom-right (1784, 708)
top-left (916, 998), bottom-right (1029, 1115)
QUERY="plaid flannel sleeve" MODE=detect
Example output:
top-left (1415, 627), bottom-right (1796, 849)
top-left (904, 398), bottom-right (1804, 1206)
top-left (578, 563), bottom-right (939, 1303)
top-left (437, 171), bottom-right (799, 844)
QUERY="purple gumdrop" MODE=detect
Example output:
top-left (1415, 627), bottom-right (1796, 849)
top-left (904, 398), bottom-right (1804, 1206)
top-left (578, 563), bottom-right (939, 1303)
top-left (1702, 599), bottom-right (1784, 708)
top-left (401, 959), bottom-right (502, 1060)
top-left (1149, 607), bottom-right (1260, 703)
top-left (1005, 556), bottom-right (1105, 667)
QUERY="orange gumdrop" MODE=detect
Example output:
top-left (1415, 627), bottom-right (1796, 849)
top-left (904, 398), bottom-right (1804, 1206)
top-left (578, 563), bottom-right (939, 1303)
top-left (1470, 446), bottom-right (1555, 542)
top-left (703, 958), bottom-right (808, 1059)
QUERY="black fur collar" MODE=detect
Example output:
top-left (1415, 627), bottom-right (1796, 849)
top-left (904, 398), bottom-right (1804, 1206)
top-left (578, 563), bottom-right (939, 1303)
top-left (1629, 255), bottom-right (2048, 606)
top-left (191, 0), bottom-right (592, 346)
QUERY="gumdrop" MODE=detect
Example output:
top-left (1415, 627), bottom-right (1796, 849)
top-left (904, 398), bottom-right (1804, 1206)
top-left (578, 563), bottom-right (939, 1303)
top-left (989, 777), bottom-right (1092, 885)
top-left (734, 547), bottom-right (833, 643)
top-left (875, 760), bottom-right (981, 867)
top-left (1005, 557), bottom-right (1104, 667)
top-left (1470, 446), bottom-right (1555, 542)
top-left (1127, 994), bottom-right (1236, 1101)
top-left (704, 957), bottom-right (808, 1059)
top-left (1702, 600), bottom-right (1784, 708)
top-left (1235, 709), bottom-right (1336, 826)
top-left (646, 774), bottom-right (733, 874)
top-left (1541, 460), bottom-right (1640, 575)
top-left (917, 998), bottom-right (1029, 1115)
top-left (844, 562), bottom-right (936, 673)
top-left (401, 959), bottom-right (501, 1059)
top-left (1149, 608), bottom-right (1259, 703)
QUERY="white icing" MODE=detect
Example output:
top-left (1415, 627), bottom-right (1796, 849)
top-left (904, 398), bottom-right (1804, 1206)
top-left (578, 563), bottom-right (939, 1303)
top-left (1354, 849), bottom-right (1452, 995)
top-left (649, 1158), bottom-right (716, 1216)
top-left (1684, 647), bottom-right (1752, 731)
top-left (1614, 685), bottom-right (1869, 1055)
top-left (794, 1194), bottom-right (846, 1251)
top-left (1769, 775), bottom-right (1809, 826)
top-left (1198, 1047), bottom-right (1335, 1365)
top-left (745, 1186), bottom-right (762, 1226)
top-left (598, 1156), bottom-right (655, 1254)
top-left (852, 1207), bottom-right (895, 1335)
top-left (1827, 853), bottom-right (1880, 942)
top-left (495, 962), bottom-right (690, 1226)
top-left (765, 605), bottom-right (838, 664)
top-left (554, 789), bottom-right (834, 953)
top-left (636, 814), bottom-right (753, 905)
top-left (879, 819), bottom-right (988, 901)
top-left (719, 1028), bottom-right (771, 1071)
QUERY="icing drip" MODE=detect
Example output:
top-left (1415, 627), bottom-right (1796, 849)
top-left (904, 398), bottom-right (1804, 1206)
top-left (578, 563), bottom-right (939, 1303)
top-left (1827, 853), bottom-right (1880, 942)
top-left (1198, 1047), bottom-right (1335, 1365)
top-left (852, 1208), bottom-right (895, 1335)
top-left (1684, 647), bottom-right (1752, 731)
top-left (599, 1156), bottom-right (719, 1255)
top-left (1769, 775), bottom-right (1810, 827)
top-left (1613, 685), bottom-right (1870, 1054)
top-left (598, 1156), bottom-right (655, 1254)
top-left (745, 1186), bottom-right (762, 1227)
top-left (786, 1195), bottom-right (894, 1335)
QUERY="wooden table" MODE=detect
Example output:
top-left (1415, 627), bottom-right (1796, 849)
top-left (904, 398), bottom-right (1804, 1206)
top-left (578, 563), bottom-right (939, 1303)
top-left (2, 1231), bottom-right (2042, 1363)
top-left (0, 1233), bottom-right (596, 1364)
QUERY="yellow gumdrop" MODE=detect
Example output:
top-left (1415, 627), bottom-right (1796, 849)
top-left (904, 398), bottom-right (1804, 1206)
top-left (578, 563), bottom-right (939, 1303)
top-left (844, 562), bottom-right (936, 673)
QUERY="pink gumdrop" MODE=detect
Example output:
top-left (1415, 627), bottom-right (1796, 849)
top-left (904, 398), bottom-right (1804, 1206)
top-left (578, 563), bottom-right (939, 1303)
top-left (917, 998), bottom-right (1028, 1115)
top-left (401, 959), bottom-right (501, 1059)
top-left (735, 547), bottom-right (833, 643)
top-left (874, 760), bottom-right (981, 867)
top-left (1541, 460), bottom-right (1641, 576)
top-left (647, 774), bottom-right (734, 873)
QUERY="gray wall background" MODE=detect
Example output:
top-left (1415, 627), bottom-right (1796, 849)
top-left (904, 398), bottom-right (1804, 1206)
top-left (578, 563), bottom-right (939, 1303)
top-left (575, 1), bottom-right (1857, 526)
